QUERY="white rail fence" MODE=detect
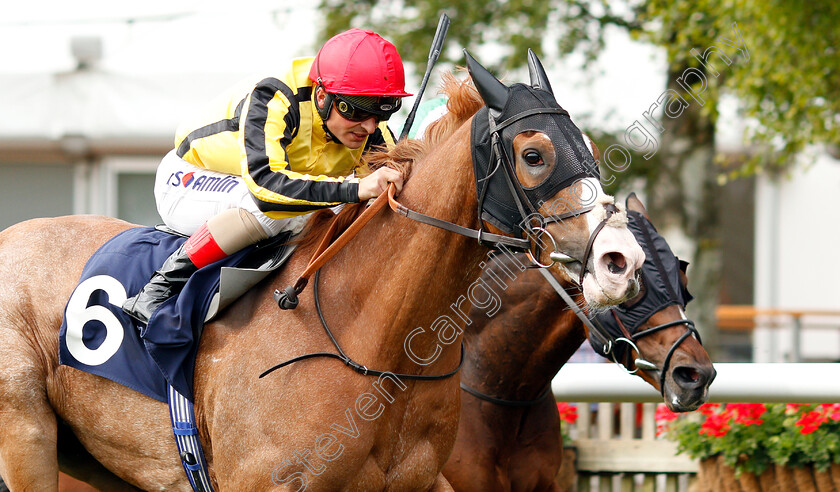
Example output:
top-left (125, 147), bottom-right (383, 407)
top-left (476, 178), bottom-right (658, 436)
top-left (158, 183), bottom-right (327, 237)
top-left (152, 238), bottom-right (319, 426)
top-left (552, 363), bottom-right (840, 491)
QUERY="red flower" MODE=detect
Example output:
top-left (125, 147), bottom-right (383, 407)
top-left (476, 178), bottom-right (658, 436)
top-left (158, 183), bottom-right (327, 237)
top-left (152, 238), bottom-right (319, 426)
top-left (786, 403), bottom-right (804, 413)
top-left (728, 403), bottom-right (766, 426)
top-left (655, 403), bottom-right (680, 422)
top-left (796, 410), bottom-right (827, 434)
top-left (700, 412), bottom-right (731, 437)
top-left (820, 403), bottom-right (840, 421)
top-left (699, 403), bottom-right (721, 416)
top-left (654, 404), bottom-right (681, 436)
top-left (557, 402), bottom-right (579, 424)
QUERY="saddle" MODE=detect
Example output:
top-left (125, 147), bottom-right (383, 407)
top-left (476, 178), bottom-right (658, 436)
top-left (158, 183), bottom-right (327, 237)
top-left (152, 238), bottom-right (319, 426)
top-left (58, 226), bottom-right (295, 403)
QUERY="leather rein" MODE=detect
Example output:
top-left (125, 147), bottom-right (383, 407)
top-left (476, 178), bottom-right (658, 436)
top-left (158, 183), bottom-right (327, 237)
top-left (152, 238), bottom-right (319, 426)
top-left (263, 178), bottom-right (611, 382)
top-left (263, 185), bottom-right (514, 381)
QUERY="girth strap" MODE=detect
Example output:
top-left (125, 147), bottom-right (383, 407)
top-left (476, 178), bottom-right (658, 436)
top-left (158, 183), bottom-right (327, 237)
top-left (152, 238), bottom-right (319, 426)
top-left (168, 386), bottom-right (214, 492)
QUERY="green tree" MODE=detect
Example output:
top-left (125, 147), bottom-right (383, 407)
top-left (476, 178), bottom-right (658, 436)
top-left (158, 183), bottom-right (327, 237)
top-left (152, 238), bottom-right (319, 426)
top-left (318, 0), bottom-right (840, 353)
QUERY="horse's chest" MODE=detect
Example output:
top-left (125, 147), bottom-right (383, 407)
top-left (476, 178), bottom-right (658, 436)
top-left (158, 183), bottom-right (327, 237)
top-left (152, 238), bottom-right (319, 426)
top-left (347, 439), bottom-right (444, 492)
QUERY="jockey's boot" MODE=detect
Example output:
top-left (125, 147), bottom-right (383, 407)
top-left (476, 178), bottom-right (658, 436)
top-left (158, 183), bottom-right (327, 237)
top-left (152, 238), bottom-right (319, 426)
top-left (122, 222), bottom-right (226, 325)
top-left (122, 208), bottom-right (269, 325)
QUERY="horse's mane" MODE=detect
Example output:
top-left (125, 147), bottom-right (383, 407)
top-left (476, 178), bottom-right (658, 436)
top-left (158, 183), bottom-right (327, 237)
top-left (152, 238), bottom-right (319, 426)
top-left (366, 70), bottom-right (483, 177)
top-left (296, 72), bottom-right (484, 249)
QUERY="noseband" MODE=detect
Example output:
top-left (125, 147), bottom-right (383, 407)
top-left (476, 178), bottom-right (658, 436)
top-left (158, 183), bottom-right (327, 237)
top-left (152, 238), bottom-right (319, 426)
top-left (531, 201), bottom-right (619, 286)
top-left (590, 311), bottom-right (700, 395)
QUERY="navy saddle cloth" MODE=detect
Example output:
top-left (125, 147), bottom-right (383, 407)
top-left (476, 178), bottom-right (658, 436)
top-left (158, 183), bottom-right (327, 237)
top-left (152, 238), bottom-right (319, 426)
top-left (58, 226), bottom-right (291, 402)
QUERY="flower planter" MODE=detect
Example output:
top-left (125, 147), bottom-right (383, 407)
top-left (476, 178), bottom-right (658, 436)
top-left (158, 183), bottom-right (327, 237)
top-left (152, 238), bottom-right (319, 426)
top-left (697, 456), bottom-right (840, 492)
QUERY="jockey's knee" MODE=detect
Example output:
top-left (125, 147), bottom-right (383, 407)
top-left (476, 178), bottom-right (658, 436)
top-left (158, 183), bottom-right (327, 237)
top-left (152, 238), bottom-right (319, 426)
top-left (206, 208), bottom-right (269, 254)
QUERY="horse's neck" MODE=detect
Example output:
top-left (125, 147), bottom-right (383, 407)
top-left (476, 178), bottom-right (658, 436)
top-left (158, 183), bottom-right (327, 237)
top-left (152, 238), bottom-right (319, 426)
top-left (463, 262), bottom-right (587, 398)
top-left (312, 121), bottom-right (486, 375)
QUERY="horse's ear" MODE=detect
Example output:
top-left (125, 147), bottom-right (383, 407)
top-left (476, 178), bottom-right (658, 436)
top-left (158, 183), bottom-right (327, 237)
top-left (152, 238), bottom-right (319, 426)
top-left (464, 49), bottom-right (509, 115)
top-left (527, 49), bottom-right (553, 94)
top-left (625, 192), bottom-right (651, 221)
top-left (581, 133), bottom-right (600, 164)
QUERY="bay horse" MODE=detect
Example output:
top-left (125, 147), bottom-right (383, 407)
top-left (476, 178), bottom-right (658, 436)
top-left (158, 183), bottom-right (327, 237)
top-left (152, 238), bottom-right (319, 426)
top-left (442, 193), bottom-right (716, 492)
top-left (0, 51), bottom-right (645, 491)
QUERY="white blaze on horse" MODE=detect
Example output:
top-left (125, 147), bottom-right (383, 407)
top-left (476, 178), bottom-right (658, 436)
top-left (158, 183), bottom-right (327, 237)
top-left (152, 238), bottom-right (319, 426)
top-left (0, 50), bottom-right (643, 491)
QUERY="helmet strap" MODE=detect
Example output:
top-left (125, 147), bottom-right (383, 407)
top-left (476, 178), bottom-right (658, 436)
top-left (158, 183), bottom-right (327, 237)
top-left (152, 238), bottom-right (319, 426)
top-left (315, 83), bottom-right (334, 122)
top-left (314, 83), bottom-right (340, 142)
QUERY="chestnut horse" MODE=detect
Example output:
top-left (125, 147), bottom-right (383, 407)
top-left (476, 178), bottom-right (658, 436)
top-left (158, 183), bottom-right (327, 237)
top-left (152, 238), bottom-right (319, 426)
top-left (442, 193), bottom-right (716, 492)
top-left (0, 52), bottom-right (645, 491)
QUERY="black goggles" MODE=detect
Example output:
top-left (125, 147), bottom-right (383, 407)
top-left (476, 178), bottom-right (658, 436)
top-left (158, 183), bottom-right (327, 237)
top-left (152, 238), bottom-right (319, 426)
top-left (332, 94), bottom-right (401, 122)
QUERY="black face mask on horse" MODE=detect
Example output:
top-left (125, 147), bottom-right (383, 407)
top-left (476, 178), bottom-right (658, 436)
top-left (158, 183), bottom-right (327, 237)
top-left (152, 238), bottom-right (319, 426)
top-left (466, 50), bottom-right (601, 238)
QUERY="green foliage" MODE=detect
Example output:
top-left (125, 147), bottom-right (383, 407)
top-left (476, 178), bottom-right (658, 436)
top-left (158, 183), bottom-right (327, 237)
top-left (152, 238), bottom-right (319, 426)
top-left (641, 0), bottom-right (840, 176)
top-left (661, 403), bottom-right (840, 476)
top-left (578, 127), bottom-right (662, 196)
top-left (317, 0), bottom-right (640, 73)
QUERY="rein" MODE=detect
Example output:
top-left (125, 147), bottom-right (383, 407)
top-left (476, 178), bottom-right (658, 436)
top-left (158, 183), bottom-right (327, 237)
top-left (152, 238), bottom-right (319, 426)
top-left (265, 181), bottom-right (534, 378)
top-left (273, 190), bottom-right (391, 309)
top-left (261, 269), bottom-right (464, 380)
top-left (274, 183), bottom-right (532, 309)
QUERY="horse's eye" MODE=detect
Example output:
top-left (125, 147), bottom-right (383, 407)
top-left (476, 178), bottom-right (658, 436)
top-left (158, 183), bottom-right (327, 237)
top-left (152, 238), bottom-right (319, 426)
top-left (523, 150), bottom-right (543, 167)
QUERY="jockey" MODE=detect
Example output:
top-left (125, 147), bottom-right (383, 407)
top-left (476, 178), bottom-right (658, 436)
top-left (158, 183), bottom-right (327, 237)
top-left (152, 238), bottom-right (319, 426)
top-left (123, 29), bottom-right (411, 324)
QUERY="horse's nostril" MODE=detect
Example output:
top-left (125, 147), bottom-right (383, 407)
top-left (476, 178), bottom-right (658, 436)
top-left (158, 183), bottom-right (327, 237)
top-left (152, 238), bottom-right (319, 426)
top-left (674, 366), bottom-right (704, 387)
top-left (607, 254), bottom-right (627, 274)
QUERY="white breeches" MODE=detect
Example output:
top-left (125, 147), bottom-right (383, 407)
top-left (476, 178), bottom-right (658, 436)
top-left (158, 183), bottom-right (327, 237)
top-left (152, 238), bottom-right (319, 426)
top-left (153, 150), bottom-right (309, 237)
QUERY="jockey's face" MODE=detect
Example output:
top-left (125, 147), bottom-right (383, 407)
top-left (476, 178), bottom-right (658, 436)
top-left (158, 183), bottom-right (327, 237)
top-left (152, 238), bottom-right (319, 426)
top-left (316, 87), bottom-right (377, 149)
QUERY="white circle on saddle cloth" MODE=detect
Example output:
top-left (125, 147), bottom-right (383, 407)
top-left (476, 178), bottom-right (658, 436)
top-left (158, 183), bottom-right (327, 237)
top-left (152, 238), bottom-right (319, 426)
top-left (154, 150), bottom-right (306, 237)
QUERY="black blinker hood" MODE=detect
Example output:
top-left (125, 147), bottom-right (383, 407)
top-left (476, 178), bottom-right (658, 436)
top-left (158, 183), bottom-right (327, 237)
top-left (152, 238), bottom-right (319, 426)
top-left (466, 50), bottom-right (600, 236)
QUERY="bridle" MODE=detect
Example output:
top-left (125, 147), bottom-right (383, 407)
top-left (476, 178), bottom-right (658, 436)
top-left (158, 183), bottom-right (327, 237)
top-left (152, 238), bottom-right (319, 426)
top-left (591, 309), bottom-right (700, 396)
top-left (472, 103), bottom-right (618, 287)
top-left (273, 101), bottom-right (616, 311)
top-left (532, 265), bottom-right (699, 397)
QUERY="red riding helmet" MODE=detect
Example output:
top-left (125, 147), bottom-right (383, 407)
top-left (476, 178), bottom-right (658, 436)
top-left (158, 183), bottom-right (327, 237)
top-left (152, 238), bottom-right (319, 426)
top-left (309, 29), bottom-right (412, 97)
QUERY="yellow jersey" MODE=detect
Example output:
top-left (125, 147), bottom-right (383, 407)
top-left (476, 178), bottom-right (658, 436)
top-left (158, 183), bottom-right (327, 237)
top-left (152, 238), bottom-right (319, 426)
top-left (174, 57), bottom-right (395, 218)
